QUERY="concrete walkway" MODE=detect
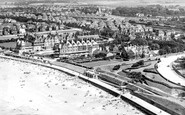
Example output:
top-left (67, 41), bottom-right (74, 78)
top-left (157, 54), bottom-right (185, 87)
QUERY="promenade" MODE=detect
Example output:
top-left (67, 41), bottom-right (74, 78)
top-left (0, 56), bottom-right (148, 115)
top-left (0, 54), bottom-right (171, 115)
top-left (157, 54), bottom-right (185, 87)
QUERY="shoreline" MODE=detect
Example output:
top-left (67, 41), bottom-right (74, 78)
top-left (0, 54), bottom-right (171, 115)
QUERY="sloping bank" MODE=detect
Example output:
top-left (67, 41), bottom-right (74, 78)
top-left (171, 64), bottom-right (185, 80)
top-left (155, 62), bottom-right (185, 88)
top-left (0, 54), bottom-right (171, 115)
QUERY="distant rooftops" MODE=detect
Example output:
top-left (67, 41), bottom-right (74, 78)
top-left (35, 28), bottom-right (82, 35)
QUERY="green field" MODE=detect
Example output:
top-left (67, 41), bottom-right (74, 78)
top-left (100, 59), bottom-right (185, 94)
top-left (81, 60), bottom-right (120, 68)
top-left (0, 42), bottom-right (17, 48)
top-left (0, 35), bottom-right (18, 40)
top-left (135, 92), bottom-right (185, 115)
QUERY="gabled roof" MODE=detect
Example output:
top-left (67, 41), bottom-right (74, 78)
top-left (81, 40), bottom-right (87, 45)
top-left (86, 40), bottom-right (92, 46)
top-left (66, 41), bottom-right (72, 47)
top-left (71, 40), bottom-right (77, 46)
top-left (76, 41), bottom-right (82, 46)
top-left (91, 40), bottom-right (98, 45)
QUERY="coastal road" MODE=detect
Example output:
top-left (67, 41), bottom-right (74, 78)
top-left (157, 54), bottom-right (185, 87)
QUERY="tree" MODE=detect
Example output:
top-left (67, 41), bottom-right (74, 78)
top-left (112, 10), bottom-right (120, 15)
top-left (132, 60), bottom-right (144, 67)
top-left (123, 35), bottom-right (130, 42)
top-left (146, 21), bottom-right (153, 26)
top-left (180, 61), bottom-right (185, 69)
top-left (128, 72), bottom-right (145, 84)
top-left (25, 34), bottom-right (35, 45)
top-left (151, 43), bottom-right (160, 50)
top-left (158, 49), bottom-right (166, 55)
top-left (138, 60), bottom-right (144, 65)
top-left (3, 27), bottom-right (10, 35)
top-left (131, 38), bottom-right (148, 46)
top-left (94, 52), bottom-right (107, 58)
top-left (119, 42), bottom-right (126, 51)
top-left (121, 51), bottom-right (129, 60)
top-left (120, 43), bottom-right (129, 60)
top-left (171, 47), bottom-right (178, 53)
top-left (163, 46), bottom-right (171, 54)
top-left (109, 44), bottom-right (114, 52)
top-left (129, 20), bottom-right (136, 23)
top-left (113, 65), bottom-right (121, 70)
top-left (53, 43), bottom-right (59, 51)
top-left (140, 52), bottom-right (145, 58)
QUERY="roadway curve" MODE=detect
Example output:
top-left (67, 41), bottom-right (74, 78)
top-left (157, 54), bottom-right (185, 87)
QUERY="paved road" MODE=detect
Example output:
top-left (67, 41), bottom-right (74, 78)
top-left (157, 54), bottom-right (185, 87)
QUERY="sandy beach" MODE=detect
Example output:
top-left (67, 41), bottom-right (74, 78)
top-left (0, 58), bottom-right (145, 115)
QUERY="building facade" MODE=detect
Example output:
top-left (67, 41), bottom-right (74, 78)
top-left (59, 35), bottom-right (100, 56)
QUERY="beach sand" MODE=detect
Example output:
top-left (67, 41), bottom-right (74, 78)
top-left (0, 58), bottom-right (145, 115)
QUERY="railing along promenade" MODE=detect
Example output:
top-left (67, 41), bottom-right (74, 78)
top-left (0, 54), bottom-right (171, 115)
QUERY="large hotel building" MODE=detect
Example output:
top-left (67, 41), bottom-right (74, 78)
top-left (16, 28), bottom-right (102, 56)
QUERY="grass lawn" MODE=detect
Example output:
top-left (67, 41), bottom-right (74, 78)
top-left (0, 35), bottom-right (18, 40)
top-left (139, 80), bottom-right (172, 94)
top-left (82, 60), bottom-right (119, 68)
top-left (136, 92), bottom-right (185, 115)
top-left (0, 42), bottom-right (17, 48)
top-left (122, 60), bottom-right (182, 87)
top-left (144, 72), bottom-right (182, 88)
top-left (96, 58), bottom-right (185, 96)
top-left (115, 60), bottom-right (185, 94)
top-left (178, 70), bottom-right (185, 76)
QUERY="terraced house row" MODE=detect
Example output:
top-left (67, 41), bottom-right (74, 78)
top-left (60, 38), bottom-right (100, 55)
top-left (16, 29), bottom-right (102, 56)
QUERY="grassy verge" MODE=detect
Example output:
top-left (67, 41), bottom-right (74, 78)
top-left (133, 92), bottom-right (185, 115)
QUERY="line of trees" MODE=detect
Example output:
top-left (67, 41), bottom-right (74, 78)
top-left (0, 38), bottom-right (17, 43)
top-left (149, 39), bottom-right (185, 55)
top-left (112, 5), bottom-right (185, 17)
